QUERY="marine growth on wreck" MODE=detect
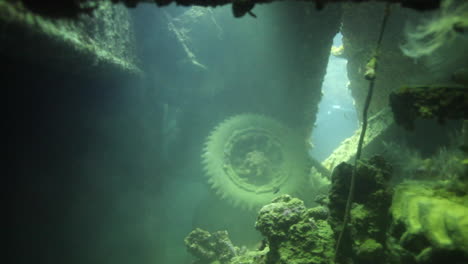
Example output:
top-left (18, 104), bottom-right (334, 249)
top-left (3, 0), bottom-right (467, 264)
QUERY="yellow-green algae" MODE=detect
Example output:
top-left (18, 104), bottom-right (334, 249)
top-left (391, 181), bottom-right (468, 252)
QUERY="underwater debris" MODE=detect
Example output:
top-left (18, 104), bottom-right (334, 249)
top-left (202, 114), bottom-right (316, 210)
top-left (389, 85), bottom-right (468, 130)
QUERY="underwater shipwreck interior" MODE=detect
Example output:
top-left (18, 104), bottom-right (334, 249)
top-left (4, 0), bottom-right (468, 263)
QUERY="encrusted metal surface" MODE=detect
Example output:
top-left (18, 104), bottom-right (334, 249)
top-left (202, 114), bottom-right (310, 210)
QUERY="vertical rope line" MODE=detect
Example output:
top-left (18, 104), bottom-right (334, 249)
top-left (334, 4), bottom-right (392, 262)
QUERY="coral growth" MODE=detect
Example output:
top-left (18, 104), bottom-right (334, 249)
top-left (184, 228), bottom-right (240, 264)
top-left (328, 156), bottom-right (393, 264)
top-left (185, 195), bottom-right (335, 264)
top-left (255, 195), bottom-right (335, 264)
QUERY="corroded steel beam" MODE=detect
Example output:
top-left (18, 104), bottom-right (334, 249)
top-left (15, 0), bottom-right (442, 19)
top-left (116, 0), bottom-right (442, 17)
top-left (115, 0), bottom-right (441, 11)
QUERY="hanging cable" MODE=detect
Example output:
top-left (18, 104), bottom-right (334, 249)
top-left (334, 3), bottom-right (392, 262)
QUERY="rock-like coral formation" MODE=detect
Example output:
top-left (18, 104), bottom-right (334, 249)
top-left (186, 156), bottom-right (468, 264)
top-left (185, 195), bottom-right (335, 264)
top-left (328, 156), bottom-right (393, 264)
top-left (255, 195), bottom-right (335, 264)
top-left (185, 228), bottom-right (240, 264)
top-left (388, 181), bottom-right (468, 263)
